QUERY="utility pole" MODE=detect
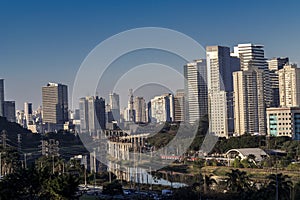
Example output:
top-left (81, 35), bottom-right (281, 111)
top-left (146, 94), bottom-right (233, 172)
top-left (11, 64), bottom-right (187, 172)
top-left (84, 166), bottom-right (87, 186)
top-left (109, 170), bottom-right (112, 183)
top-left (93, 149), bottom-right (96, 193)
top-left (24, 153), bottom-right (27, 169)
top-left (52, 155), bottom-right (55, 174)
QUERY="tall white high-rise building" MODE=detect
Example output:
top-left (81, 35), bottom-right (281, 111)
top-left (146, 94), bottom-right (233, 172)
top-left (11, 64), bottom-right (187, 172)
top-left (79, 96), bottom-right (106, 134)
top-left (267, 57), bottom-right (289, 107)
top-left (150, 93), bottom-right (174, 123)
top-left (233, 67), bottom-right (266, 135)
top-left (109, 92), bottom-right (120, 122)
top-left (232, 43), bottom-right (272, 108)
top-left (123, 89), bottom-right (136, 122)
top-left (174, 89), bottom-right (185, 122)
top-left (133, 97), bottom-right (146, 123)
top-left (206, 46), bottom-right (240, 137)
top-left (184, 59), bottom-right (208, 123)
top-left (231, 43), bottom-right (266, 71)
top-left (278, 64), bottom-right (300, 107)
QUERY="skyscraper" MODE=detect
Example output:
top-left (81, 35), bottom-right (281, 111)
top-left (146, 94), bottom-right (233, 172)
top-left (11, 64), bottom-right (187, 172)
top-left (268, 57), bottom-right (289, 71)
top-left (184, 59), bottom-right (208, 123)
top-left (231, 43), bottom-right (266, 71)
top-left (174, 89), bottom-right (185, 122)
top-left (133, 97), bottom-right (146, 123)
top-left (206, 46), bottom-right (240, 137)
top-left (3, 101), bottom-right (16, 122)
top-left (267, 57), bottom-right (289, 107)
top-left (0, 79), bottom-right (4, 117)
top-left (278, 64), bottom-right (300, 107)
top-left (233, 67), bottom-right (266, 135)
top-left (109, 92), bottom-right (120, 122)
top-left (150, 93), bottom-right (174, 123)
top-left (124, 89), bottom-right (136, 122)
top-left (42, 83), bottom-right (68, 131)
top-left (79, 97), bottom-right (89, 132)
top-left (79, 96), bottom-right (106, 134)
top-left (24, 102), bottom-right (33, 126)
top-left (94, 96), bottom-right (106, 130)
top-left (232, 43), bottom-right (272, 108)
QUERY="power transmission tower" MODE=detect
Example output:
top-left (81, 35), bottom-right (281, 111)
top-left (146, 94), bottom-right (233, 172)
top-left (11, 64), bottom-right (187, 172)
top-left (17, 134), bottom-right (22, 152)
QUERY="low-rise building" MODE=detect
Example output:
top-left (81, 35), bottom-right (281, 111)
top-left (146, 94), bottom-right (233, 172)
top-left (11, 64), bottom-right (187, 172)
top-left (266, 107), bottom-right (300, 139)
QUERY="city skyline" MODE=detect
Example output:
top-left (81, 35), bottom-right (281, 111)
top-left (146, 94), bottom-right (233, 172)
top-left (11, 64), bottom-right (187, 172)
top-left (1, 0), bottom-right (300, 109)
top-left (1, 2), bottom-right (300, 198)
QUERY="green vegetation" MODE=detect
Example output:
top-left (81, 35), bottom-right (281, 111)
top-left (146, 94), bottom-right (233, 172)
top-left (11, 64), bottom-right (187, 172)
top-left (0, 156), bottom-right (80, 199)
top-left (171, 169), bottom-right (299, 200)
top-left (102, 180), bottom-right (123, 195)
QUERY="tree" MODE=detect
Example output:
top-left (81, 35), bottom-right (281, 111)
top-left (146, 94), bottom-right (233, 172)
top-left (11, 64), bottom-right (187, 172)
top-left (226, 169), bottom-right (251, 193)
top-left (0, 146), bottom-right (21, 175)
top-left (204, 174), bottom-right (217, 193)
top-left (102, 180), bottom-right (123, 196)
top-left (232, 156), bottom-right (243, 168)
top-left (266, 173), bottom-right (293, 200)
top-left (0, 158), bottom-right (80, 200)
top-left (173, 187), bottom-right (198, 200)
top-left (294, 181), bottom-right (300, 200)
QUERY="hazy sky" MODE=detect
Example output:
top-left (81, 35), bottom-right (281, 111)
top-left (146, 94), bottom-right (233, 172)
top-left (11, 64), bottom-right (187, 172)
top-left (1, 0), bottom-right (300, 110)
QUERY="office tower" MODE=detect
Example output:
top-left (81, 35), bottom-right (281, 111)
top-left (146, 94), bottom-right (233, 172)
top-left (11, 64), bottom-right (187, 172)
top-left (79, 96), bottom-right (106, 133)
top-left (278, 64), bottom-right (300, 107)
top-left (267, 57), bottom-right (289, 107)
top-left (150, 93), bottom-right (174, 123)
top-left (184, 59), bottom-right (208, 123)
top-left (109, 92), bottom-right (120, 122)
top-left (232, 43), bottom-right (266, 71)
top-left (133, 97), bottom-right (146, 123)
top-left (3, 101), bottom-right (16, 122)
top-left (24, 102), bottom-right (33, 125)
top-left (0, 79), bottom-right (4, 117)
top-left (233, 67), bottom-right (266, 135)
top-left (16, 110), bottom-right (25, 126)
top-left (105, 104), bottom-right (114, 123)
top-left (206, 46), bottom-right (240, 137)
top-left (146, 102), bottom-right (151, 123)
top-left (124, 89), bottom-right (136, 122)
top-left (266, 107), bottom-right (300, 140)
top-left (232, 43), bottom-right (272, 108)
top-left (79, 97), bottom-right (89, 132)
top-left (268, 57), bottom-right (289, 71)
top-left (174, 89), bottom-right (185, 122)
top-left (94, 96), bottom-right (106, 130)
top-left (42, 83), bottom-right (68, 130)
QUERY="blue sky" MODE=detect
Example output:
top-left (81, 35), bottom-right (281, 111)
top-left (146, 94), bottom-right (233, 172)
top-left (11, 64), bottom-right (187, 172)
top-left (1, 0), bottom-right (300, 109)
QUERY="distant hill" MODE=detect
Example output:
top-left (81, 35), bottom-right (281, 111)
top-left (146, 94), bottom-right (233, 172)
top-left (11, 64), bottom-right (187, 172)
top-left (0, 117), bottom-right (31, 135)
top-left (0, 117), bottom-right (89, 160)
top-left (0, 117), bottom-right (32, 146)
